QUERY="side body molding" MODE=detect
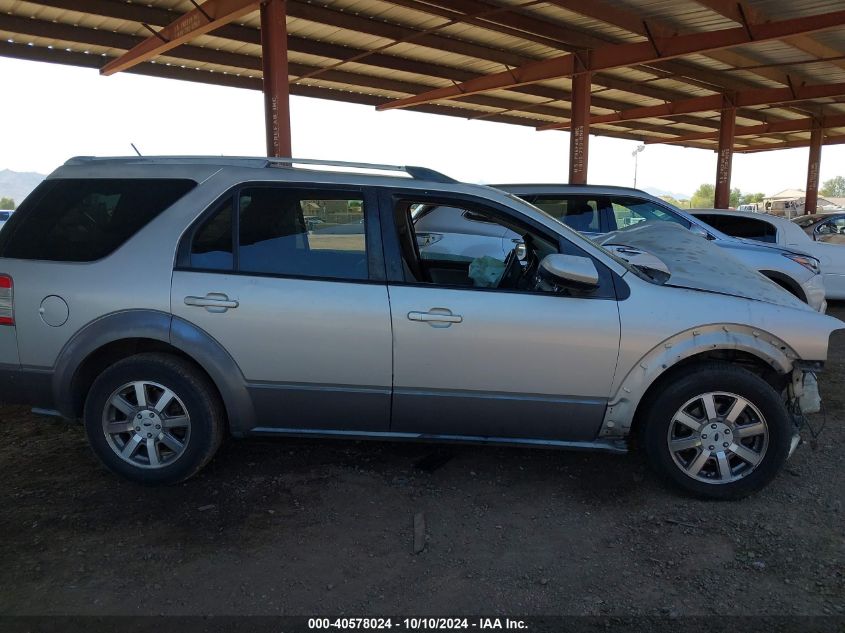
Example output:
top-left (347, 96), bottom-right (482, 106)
top-left (599, 323), bottom-right (799, 438)
top-left (51, 310), bottom-right (255, 434)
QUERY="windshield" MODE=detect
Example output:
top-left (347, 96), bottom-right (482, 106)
top-left (502, 192), bottom-right (661, 282)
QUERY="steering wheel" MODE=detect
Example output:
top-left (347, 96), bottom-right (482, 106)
top-left (497, 246), bottom-right (523, 289)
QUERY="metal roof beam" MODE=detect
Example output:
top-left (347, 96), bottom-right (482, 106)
top-left (377, 8), bottom-right (845, 110)
top-left (544, 0), bottom-right (834, 125)
top-left (538, 82), bottom-right (845, 130)
top-left (100, 0), bottom-right (259, 76)
top-left (545, 0), bottom-right (793, 86)
top-left (694, 0), bottom-right (845, 73)
top-left (735, 133), bottom-right (845, 153)
top-left (0, 9), bottom-right (737, 132)
top-left (372, 0), bottom-right (762, 96)
top-left (22, 0), bottom-right (783, 128)
top-left (0, 40), bottom-right (610, 134)
top-left (0, 15), bottom-right (585, 120)
top-left (645, 114), bottom-right (845, 144)
top-left (383, 1), bottom-right (784, 123)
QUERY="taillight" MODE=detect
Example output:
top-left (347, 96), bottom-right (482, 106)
top-left (0, 275), bottom-right (13, 325)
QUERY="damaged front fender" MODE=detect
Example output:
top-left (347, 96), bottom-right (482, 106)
top-left (599, 323), bottom-right (799, 439)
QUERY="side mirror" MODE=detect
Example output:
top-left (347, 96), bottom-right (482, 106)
top-left (689, 225), bottom-right (710, 239)
top-left (538, 254), bottom-right (599, 289)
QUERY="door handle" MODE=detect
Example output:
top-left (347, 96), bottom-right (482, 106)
top-left (184, 293), bottom-right (239, 312)
top-left (408, 308), bottom-right (463, 327)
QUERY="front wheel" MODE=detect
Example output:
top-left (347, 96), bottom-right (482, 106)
top-left (642, 363), bottom-right (793, 499)
top-left (83, 353), bottom-right (225, 485)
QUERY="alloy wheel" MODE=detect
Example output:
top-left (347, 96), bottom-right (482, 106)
top-left (101, 380), bottom-right (191, 469)
top-left (667, 391), bottom-right (769, 484)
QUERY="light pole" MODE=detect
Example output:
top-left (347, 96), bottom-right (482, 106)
top-left (632, 144), bottom-right (645, 188)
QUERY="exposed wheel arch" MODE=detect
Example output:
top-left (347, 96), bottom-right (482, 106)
top-left (759, 270), bottom-right (807, 303)
top-left (628, 349), bottom-right (787, 450)
top-left (600, 323), bottom-right (798, 443)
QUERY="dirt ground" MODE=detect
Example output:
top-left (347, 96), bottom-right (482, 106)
top-left (1, 307), bottom-right (843, 619)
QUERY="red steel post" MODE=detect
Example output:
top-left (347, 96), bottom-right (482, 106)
top-left (805, 124), bottom-right (823, 215)
top-left (568, 70), bottom-right (591, 184)
top-left (261, 0), bottom-right (292, 157)
top-left (714, 104), bottom-right (736, 209)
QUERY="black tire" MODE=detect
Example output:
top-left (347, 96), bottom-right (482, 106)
top-left (642, 362), bottom-right (793, 500)
top-left (83, 353), bottom-right (225, 485)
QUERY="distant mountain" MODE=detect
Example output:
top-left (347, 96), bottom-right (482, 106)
top-left (642, 185), bottom-right (691, 201)
top-left (0, 169), bottom-right (46, 207)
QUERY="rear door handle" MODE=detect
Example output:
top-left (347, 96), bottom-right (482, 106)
top-left (184, 293), bottom-right (239, 312)
top-left (408, 308), bottom-right (463, 327)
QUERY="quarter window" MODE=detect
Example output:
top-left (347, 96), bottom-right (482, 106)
top-left (0, 178), bottom-right (196, 261)
top-left (191, 198), bottom-right (234, 270)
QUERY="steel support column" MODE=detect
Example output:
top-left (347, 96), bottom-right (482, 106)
top-left (714, 104), bottom-right (736, 209)
top-left (568, 70), bottom-right (591, 185)
top-left (805, 124), bottom-right (823, 215)
top-left (261, 0), bottom-right (291, 157)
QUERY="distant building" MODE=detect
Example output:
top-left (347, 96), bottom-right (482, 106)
top-left (763, 189), bottom-right (840, 217)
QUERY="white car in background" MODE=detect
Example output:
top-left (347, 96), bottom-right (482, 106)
top-left (412, 204), bottom-right (522, 260)
top-left (690, 209), bottom-right (845, 300)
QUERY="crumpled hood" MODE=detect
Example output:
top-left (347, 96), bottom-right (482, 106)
top-left (597, 222), bottom-right (810, 310)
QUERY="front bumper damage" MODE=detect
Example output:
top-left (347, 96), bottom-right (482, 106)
top-left (801, 272), bottom-right (827, 313)
top-left (787, 364), bottom-right (824, 457)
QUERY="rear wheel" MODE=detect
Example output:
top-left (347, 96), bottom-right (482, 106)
top-left (83, 353), bottom-right (224, 484)
top-left (642, 363), bottom-right (793, 499)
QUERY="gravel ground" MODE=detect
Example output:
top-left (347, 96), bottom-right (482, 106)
top-left (1, 307), bottom-right (844, 619)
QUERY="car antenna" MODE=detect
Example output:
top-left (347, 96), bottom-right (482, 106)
top-left (130, 143), bottom-right (142, 157)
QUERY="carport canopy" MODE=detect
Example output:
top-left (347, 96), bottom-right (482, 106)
top-left (2, 0), bottom-right (845, 209)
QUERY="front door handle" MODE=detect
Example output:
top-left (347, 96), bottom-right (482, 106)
top-left (184, 293), bottom-right (239, 313)
top-left (408, 308), bottom-right (463, 327)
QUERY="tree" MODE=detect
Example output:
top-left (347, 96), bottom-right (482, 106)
top-left (740, 192), bottom-right (765, 205)
top-left (690, 183), bottom-right (715, 208)
top-left (659, 195), bottom-right (683, 208)
top-left (0, 198), bottom-right (14, 210)
top-left (820, 176), bottom-right (845, 197)
top-left (729, 187), bottom-right (741, 208)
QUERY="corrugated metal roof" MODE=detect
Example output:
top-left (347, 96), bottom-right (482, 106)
top-left (1, 0), bottom-right (844, 151)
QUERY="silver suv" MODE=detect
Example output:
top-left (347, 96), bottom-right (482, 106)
top-left (498, 185), bottom-right (827, 312)
top-left (0, 157), bottom-right (840, 499)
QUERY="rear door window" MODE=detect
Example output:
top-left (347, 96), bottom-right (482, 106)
top-left (238, 188), bottom-right (367, 279)
top-left (185, 186), bottom-right (369, 281)
top-left (0, 178), bottom-right (196, 261)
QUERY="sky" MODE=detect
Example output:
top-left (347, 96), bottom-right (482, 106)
top-left (2, 56), bottom-right (844, 198)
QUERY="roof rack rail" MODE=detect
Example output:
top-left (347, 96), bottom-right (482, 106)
top-left (264, 157), bottom-right (457, 184)
top-left (63, 156), bottom-right (458, 184)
